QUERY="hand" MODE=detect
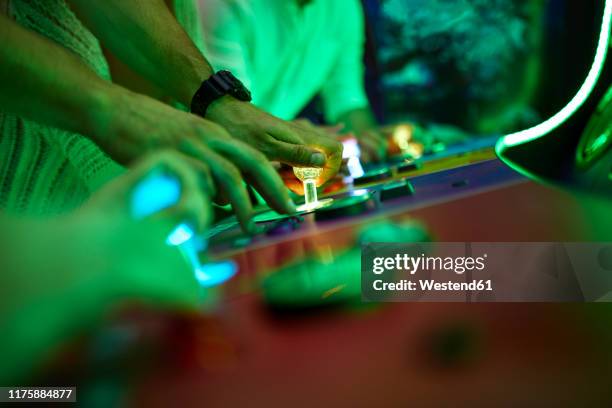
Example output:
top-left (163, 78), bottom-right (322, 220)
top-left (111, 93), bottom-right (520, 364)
top-left (0, 152), bottom-right (213, 383)
top-left (207, 98), bottom-right (343, 187)
top-left (74, 151), bottom-right (213, 307)
top-left (93, 87), bottom-right (295, 233)
top-left (83, 150), bottom-right (212, 236)
top-left (292, 119), bottom-right (345, 137)
top-left (356, 129), bottom-right (388, 163)
top-left (277, 119), bottom-right (345, 194)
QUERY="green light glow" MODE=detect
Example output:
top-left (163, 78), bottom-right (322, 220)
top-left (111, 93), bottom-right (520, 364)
top-left (587, 133), bottom-right (609, 155)
top-left (496, 0), bottom-right (611, 155)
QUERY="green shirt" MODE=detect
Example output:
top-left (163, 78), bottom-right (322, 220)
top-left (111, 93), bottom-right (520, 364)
top-left (197, 0), bottom-right (369, 122)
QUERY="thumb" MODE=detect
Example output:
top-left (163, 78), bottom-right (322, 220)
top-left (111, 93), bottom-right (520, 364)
top-left (269, 139), bottom-right (327, 168)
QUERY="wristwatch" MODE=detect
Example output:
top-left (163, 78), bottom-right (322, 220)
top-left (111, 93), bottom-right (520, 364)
top-left (190, 70), bottom-right (252, 117)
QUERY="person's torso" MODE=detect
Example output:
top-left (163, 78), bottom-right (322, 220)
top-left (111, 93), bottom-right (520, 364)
top-left (239, 0), bottom-right (346, 119)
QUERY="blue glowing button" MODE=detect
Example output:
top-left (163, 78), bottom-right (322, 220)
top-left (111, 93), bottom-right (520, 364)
top-left (166, 223), bottom-right (195, 246)
top-left (194, 261), bottom-right (238, 287)
top-left (131, 175), bottom-right (181, 219)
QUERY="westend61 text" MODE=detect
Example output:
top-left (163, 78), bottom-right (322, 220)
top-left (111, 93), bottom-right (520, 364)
top-left (372, 279), bottom-right (493, 292)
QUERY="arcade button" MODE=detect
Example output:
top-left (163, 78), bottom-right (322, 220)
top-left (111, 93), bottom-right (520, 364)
top-left (262, 221), bottom-right (428, 309)
top-left (394, 160), bottom-right (419, 174)
top-left (380, 179), bottom-right (415, 202)
top-left (262, 256), bottom-right (361, 309)
top-left (314, 192), bottom-right (375, 221)
top-left (353, 168), bottom-right (393, 186)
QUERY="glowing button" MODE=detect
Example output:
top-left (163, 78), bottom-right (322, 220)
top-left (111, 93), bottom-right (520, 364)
top-left (195, 261), bottom-right (238, 287)
top-left (166, 223), bottom-right (195, 246)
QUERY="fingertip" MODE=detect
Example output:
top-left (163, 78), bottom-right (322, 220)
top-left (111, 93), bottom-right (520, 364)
top-left (245, 218), bottom-right (258, 235)
top-left (310, 152), bottom-right (326, 167)
top-left (286, 199), bottom-right (297, 214)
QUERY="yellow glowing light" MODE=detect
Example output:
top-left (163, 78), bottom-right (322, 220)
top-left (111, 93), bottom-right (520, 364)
top-left (321, 284), bottom-right (347, 299)
top-left (293, 167), bottom-right (333, 212)
top-left (406, 142), bottom-right (424, 159)
top-left (393, 124), bottom-right (413, 152)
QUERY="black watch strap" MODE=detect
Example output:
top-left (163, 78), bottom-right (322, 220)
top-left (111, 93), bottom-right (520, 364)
top-left (190, 70), bottom-right (252, 117)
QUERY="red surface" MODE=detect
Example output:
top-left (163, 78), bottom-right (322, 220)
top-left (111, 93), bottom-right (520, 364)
top-left (223, 180), bottom-right (592, 293)
top-left (129, 180), bottom-right (612, 407)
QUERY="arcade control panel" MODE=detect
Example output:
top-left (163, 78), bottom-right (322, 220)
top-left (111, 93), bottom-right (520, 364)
top-left (204, 136), bottom-right (523, 256)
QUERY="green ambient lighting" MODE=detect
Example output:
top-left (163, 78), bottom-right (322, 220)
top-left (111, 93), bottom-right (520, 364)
top-left (496, 0), bottom-right (611, 156)
top-left (131, 174), bottom-right (237, 287)
top-left (587, 132), bottom-right (609, 155)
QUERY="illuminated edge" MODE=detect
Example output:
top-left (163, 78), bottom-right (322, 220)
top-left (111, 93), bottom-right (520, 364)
top-left (495, 0), bottom-right (612, 175)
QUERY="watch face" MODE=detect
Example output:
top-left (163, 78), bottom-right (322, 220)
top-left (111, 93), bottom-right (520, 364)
top-left (219, 70), bottom-right (252, 102)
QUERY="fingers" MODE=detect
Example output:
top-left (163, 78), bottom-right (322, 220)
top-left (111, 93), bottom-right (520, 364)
top-left (130, 151), bottom-right (212, 235)
top-left (267, 121), bottom-right (339, 169)
top-left (358, 131), bottom-right (388, 163)
top-left (279, 122), bottom-right (344, 185)
top-left (178, 155), bottom-right (217, 198)
top-left (317, 138), bottom-right (343, 186)
top-left (209, 139), bottom-right (296, 215)
top-left (358, 136), bottom-right (382, 163)
top-left (179, 138), bottom-right (256, 234)
top-left (268, 139), bottom-right (327, 167)
top-left (150, 172), bottom-right (210, 237)
top-left (120, 222), bottom-right (201, 309)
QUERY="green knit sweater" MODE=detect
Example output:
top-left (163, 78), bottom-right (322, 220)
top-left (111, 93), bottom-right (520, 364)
top-left (1, 0), bottom-right (207, 216)
top-left (0, 0), bottom-right (124, 216)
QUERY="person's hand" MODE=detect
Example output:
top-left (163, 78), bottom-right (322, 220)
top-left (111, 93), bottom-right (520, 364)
top-left (356, 129), bottom-right (388, 163)
top-left (0, 151), bottom-right (218, 383)
top-left (83, 150), bottom-right (212, 237)
top-left (275, 119), bottom-right (344, 194)
top-left (294, 117), bottom-right (387, 164)
top-left (73, 150), bottom-right (212, 308)
top-left (206, 97), bottom-right (343, 188)
top-left (92, 87), bottom-right (295, 233)
top-left (2, 151), bottom-right (214, 350)
top-left (292, 119), bottom-right (345, 137)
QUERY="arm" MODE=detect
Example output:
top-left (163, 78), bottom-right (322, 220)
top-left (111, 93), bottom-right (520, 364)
top-left (321, 0), bottom-right (371, 127)
top-left (0, 14), bottom-right (114, 138)
top-left (0, 13), bottom-right (294, 233)
top-left (322, 0), bottom-right (386, 161)
top-left (68, 0), bottom-right (212, 106)
top-left (68, 0), bottom-right (343, 184)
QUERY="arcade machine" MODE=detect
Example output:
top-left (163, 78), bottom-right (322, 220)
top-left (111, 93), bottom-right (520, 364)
top-left (52, 1), bottom-right (612, 406)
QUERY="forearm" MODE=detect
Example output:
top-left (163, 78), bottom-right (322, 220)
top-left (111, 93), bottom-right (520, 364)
top-left (0, 15), bottom-right (116, 138)
top-left (69, 0), bottom-right (213, 106)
